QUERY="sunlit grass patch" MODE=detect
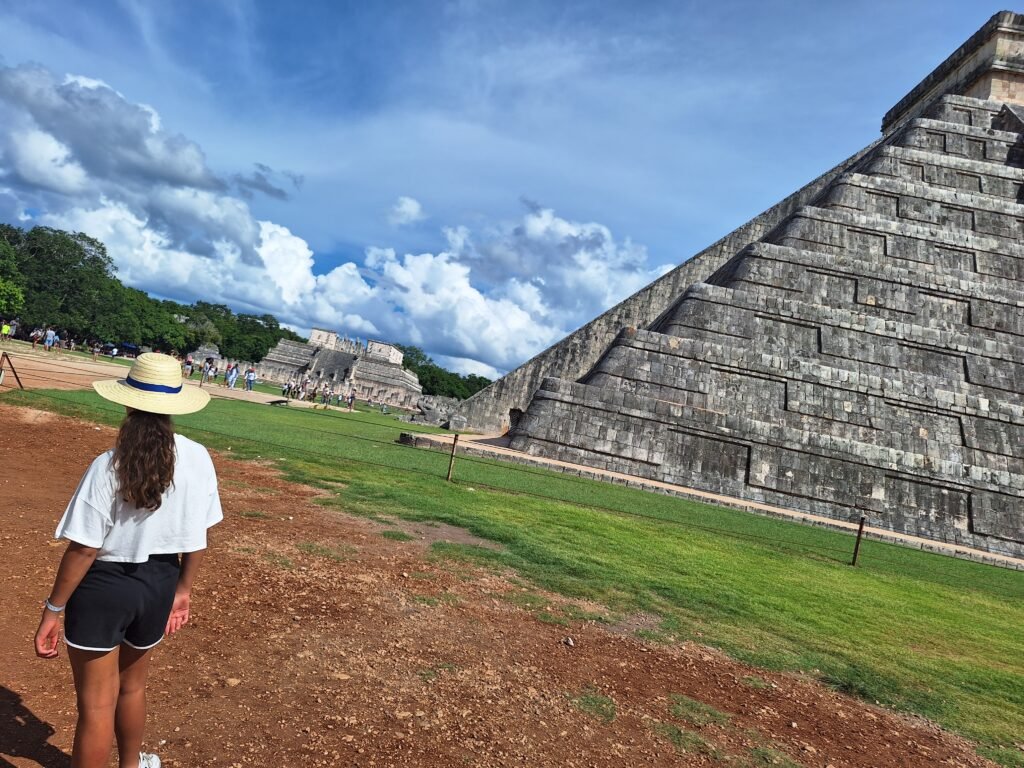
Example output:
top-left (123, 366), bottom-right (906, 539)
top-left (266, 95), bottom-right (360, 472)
top-left (568, 687), bottom-right (615, 723)
top-left (669, 694), bottom-right (731, 727)
top-left (741, 675), bottom-right (770, 690)
top-left (380, 529), bottom-right (415, 542)
top-left (263, 552), bottom-right (294, 570)
top-left (651, 722), bottom-right (719, 757)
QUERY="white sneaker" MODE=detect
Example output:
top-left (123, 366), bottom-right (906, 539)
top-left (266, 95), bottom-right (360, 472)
top-left (139, 753), bottom-right (162, 768)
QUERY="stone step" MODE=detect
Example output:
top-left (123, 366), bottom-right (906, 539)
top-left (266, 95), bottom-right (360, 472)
top-left (717, 243), bottom-right (1024, 339)
top-left (636, 300), bottom-right (1021, 421)
top-left (586, 327), bottom-right (1024, 465)
top-left (822, 172), bottom-right (1024, 240)
top-left (511, 376), bottom-right (1023, 557)
top-left (602, 321), bottom-right (1023, 431)
top-left (772, 205), bottom-right (1024, 280)
top-left (261, 340), bottom-right (315, 366)
top-left (731, 241), bottom-right (1024, 307)
top-left (530, 374), bottom-right (1013, 488)
top-left (863, 145), bottom-right (1024, 201)
top-left (922, 94), bottom-right (1006, 128)
top-left (661, 281), bottom-right (1024, 376)
top-left (896, 117), bottom-right (1023, 166)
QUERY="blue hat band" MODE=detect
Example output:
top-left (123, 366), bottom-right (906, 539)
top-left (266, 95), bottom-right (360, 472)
top-left (125, 375), bottom-right (183, 394)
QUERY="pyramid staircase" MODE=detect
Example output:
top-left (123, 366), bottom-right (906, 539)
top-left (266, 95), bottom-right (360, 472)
top-left (510, 94), bottom-right (1024, 558)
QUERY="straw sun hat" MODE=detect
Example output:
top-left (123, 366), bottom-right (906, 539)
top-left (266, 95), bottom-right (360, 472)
top-left (93, 352), bottom-right (211, 415)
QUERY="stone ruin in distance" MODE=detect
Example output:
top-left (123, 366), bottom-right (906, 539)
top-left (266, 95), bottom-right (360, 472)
top-left (456, 11), bottom-right (1024, 560)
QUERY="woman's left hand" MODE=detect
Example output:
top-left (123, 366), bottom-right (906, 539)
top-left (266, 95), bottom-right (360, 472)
top-left (165, 591), bottom-right (191, 635)
top-left (34, 610), bottom-right (61, 659)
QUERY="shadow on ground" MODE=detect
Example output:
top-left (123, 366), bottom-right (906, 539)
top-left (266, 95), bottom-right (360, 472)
top-left (0, 686), bottom-right (70, 768)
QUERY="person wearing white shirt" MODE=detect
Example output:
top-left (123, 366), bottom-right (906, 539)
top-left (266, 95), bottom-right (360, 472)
top-left (34, 353), bottom-right (220, 768)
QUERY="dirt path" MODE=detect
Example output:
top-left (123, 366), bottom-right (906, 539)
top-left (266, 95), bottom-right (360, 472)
top-left (0, 346), bottom-right (299, 407)
top-left (0, 403), bottom-right (996, 767)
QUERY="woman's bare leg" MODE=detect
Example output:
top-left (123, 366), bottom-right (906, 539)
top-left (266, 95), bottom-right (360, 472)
top-left (68, 646), bottom-right (121, 768)
top-left (115, 644), bottom-right (154, 768)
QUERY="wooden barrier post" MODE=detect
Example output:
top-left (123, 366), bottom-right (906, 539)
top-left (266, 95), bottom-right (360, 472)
top-left (0, 352), bottom-right (25, 389)
top-left (446, 434), bottom-right (460, 482)
top-left (851, 515), bottom-right (867, 566)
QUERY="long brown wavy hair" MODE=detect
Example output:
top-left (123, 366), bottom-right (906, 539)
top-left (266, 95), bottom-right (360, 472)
top-left (113, 410), bottom-right (176, 511)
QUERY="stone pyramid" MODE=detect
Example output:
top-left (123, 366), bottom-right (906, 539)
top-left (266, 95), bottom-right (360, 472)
top-left (460, 11), bottom-right (1024, 559)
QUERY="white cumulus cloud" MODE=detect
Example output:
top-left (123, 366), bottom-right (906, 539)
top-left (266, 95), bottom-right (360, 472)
top-left (388, 195), bottom-right (426, 226)
top-left (256, 221), bottom-right (316, 304)
top-left (7, 129), bottom-right (88, 194)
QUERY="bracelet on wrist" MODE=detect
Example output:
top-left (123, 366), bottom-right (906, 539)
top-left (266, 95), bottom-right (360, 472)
top-left (44, 598), bottom-right (65, 613)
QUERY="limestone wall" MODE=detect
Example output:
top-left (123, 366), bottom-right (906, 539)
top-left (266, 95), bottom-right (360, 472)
top-left (367, 340), bottom-right (404, 365)
top-left (353, 358), bottom-right (422, 407)
top-left (258, 339), bottom-right (315, 383)
top-left (511, 376), bottom-right (1021, 557)
top-left (259, 337), bottom-right (422, 408)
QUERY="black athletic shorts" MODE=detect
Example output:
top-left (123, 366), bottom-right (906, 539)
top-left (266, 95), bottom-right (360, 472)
top-left (64, 554), bottom-right (180, 652)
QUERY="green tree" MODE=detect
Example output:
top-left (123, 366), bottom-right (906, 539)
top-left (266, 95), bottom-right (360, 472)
top-left (11, 226), bottom-right (117, 337)
top-left (395, 344), bottom-right (492, 399)
top-left (0, 223), bottom-right (306, 357)
top-left (0, 240), bottom-right (25, 315)
top-left (185, 317), bottom-right (222, 349)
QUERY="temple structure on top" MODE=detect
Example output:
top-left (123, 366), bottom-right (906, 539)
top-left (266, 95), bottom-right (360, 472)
top-left (457, 11), bottom-right (1024, 559)
top-left (258, 329), bottom-right (422, 407)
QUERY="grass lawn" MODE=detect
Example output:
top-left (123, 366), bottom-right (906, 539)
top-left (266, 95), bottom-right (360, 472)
top-left (6, 387), bottom-right (1023, 766)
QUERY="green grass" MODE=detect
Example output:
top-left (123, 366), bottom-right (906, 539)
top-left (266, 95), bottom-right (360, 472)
top-left (263, 552), bottom-right (294, 570)
top-left (741, 675), bottom-right (770, 690)
top-left (560, 604), bottom-right (611, 624)
top-left (651, 723), bottom-right (719, 756)
top-left (669, 694), bottom-right (731, 727)
top-left (569, 687), bottom-right (616, 722)
top-left (412, 593), bottom-right (459, 607)
top-left (380, 529), bottom-right (415, 542)
top-left (981, 746), bottom-right (1024, 768)
top-left (6, 387), bottom-right (1023, 765)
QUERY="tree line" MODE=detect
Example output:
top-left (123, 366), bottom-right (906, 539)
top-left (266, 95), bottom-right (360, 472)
top-left (0, 224), bottom-right (303, 361)
top-left (0, 223), bottom-right (494, 398)
top-left (396, 345), bottom-right (492, 399)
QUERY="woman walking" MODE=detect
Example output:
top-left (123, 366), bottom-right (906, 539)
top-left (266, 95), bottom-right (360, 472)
top-left (34, 353), bottom-right (222, 768)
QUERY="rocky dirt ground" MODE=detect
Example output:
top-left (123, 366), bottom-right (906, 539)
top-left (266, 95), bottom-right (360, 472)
top-left (0, 402), bottom-right (997, 767)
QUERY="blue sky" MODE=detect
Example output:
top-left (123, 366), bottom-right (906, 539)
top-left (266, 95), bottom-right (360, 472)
top-left (0, 1), bottom-right (1010, 375)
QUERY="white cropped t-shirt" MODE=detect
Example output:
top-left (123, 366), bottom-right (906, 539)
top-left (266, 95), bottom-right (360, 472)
top-left (55, 434), bottom-right (223, 562)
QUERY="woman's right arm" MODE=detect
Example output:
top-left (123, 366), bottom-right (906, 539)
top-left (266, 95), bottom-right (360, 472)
top-left (34, 541), bottom-right (100, 658)
top-left (165, 549), bottom-right (205, 636)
